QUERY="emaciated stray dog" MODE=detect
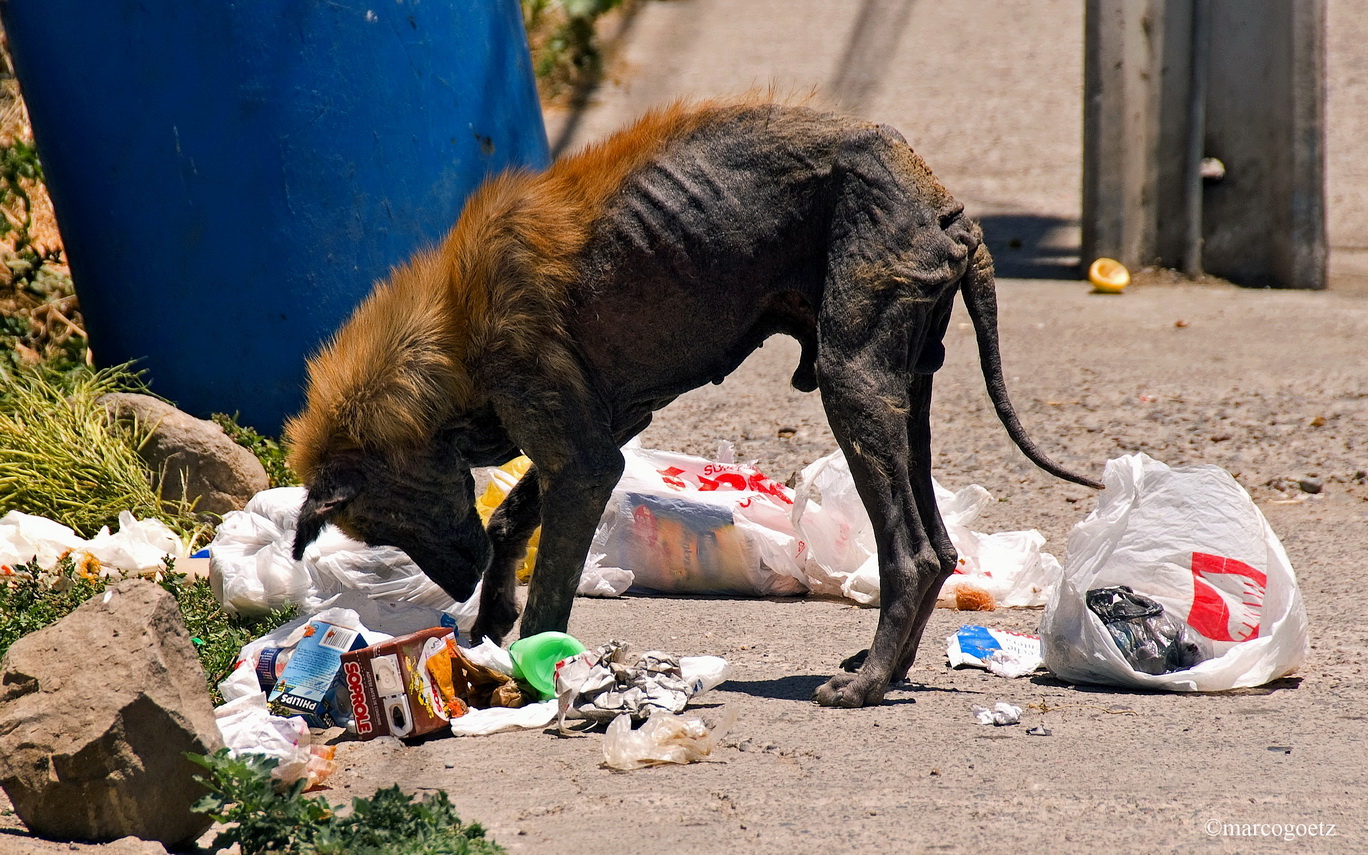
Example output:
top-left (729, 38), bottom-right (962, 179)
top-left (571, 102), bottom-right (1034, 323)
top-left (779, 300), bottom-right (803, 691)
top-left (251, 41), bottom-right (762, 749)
top-left (286, 99), bottom-right (1101, 708)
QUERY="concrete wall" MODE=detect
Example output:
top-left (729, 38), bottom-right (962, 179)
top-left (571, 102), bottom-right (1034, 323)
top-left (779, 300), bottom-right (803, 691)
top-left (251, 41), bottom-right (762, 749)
top-left (1082, 0), bottom-right (1327, 288)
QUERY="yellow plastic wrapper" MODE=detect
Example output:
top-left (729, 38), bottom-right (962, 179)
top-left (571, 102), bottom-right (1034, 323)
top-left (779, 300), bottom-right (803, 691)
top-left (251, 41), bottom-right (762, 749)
top-left (475, 456), bottom-right (540, 582)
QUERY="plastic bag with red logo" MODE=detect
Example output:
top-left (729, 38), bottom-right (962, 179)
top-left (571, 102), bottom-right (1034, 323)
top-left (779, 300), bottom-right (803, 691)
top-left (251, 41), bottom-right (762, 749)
top-left (1040, 453), bottom-right (1308, 691)
top-left (583, 441), bottom-right (807, 596)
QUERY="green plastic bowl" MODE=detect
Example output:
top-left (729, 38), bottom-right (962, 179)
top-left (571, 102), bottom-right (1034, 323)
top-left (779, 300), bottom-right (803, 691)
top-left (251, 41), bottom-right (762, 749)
top-left (508, 632), bottom-right (587, 700)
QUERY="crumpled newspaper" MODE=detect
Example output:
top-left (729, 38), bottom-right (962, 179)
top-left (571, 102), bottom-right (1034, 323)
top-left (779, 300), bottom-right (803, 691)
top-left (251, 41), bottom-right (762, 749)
top-left (554, 641), bottom-right (697, 730)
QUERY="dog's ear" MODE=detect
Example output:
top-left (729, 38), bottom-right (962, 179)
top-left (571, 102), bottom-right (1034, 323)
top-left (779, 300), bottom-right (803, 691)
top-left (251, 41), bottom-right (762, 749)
top-left (293, 459), bottom-right (364, 560)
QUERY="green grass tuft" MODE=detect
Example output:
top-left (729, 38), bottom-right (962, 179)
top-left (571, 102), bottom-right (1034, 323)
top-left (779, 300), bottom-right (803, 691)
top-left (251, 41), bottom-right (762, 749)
top-left (0, 364), bottom-right (210, 546)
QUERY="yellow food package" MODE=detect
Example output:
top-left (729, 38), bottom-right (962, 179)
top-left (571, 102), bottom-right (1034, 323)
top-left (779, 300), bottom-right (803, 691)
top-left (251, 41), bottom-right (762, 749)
top-left (475, 456), bottom-right (541, 582)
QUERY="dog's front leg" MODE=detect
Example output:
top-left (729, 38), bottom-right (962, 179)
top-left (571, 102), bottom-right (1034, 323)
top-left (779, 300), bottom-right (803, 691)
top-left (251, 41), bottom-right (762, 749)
top-left (470, 466), bottom-right (542, 645)
top-left (517, 446), bottom-right (624, 637)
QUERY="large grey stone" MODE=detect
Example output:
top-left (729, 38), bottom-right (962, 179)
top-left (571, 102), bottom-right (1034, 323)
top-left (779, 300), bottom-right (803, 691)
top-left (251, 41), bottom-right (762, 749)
top-left (100, 392), bottom-right (269, 517)
top-left (0, 579), bottom-right (223, 846)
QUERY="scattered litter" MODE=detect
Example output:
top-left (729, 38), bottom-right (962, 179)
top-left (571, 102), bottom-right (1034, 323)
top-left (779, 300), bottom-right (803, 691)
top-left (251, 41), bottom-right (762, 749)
top-left (601, 707), bottom-right (737, 770)
top-left (1041, 453), bottom-right (1309, 691)
top-left (971, 702), bottom-right (1022, 726)
top-left (208, 487), bottom-right (481, 626)
top-left (792, 449), bottom-right (1060, 608)
top-left (1025, 725), bottom-right (1052, 736)
top-left (341, 627), bottom-right (526, 741)
top-left (509, 631), bottom-right (587, 700)
top-left (267, 616), bottom-right (370, 727)
top-left (214, 661), bottom-right (337, 789)
top-left (946, 625), bottom-right (1044, 678)
top-left (0, 509), bottom-right (188, 574)
top-left (554, 640), bottom-right (730, 729)
top-left (584, 441), bottom-right (807, 597)
top-left (472, 456), bottom-right (539, 582)
top-left (449, 700), bottom-right (558, 736)
top-left (1088, 257), bottom-right (1130, 293)
top-left (214, 445), bottom-right (1061, 617)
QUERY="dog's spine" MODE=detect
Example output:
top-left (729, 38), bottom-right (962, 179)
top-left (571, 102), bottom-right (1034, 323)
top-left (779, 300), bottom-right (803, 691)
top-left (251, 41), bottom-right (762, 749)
top-left (285, 99), bottom-right (745, 480)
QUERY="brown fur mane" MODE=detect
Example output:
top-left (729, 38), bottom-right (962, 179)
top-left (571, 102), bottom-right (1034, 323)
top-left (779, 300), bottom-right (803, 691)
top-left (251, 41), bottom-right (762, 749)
top-left (285, 96), bottom-right (775, 482)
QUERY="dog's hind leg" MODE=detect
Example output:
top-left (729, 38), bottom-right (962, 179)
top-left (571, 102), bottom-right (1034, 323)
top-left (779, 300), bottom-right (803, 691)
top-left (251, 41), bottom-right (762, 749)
top-left (812, 332), bottom-right (937, 707)
top-left (892, 371), bottom-right (958, 680)
top-left (811, 124), bottom-right (970, 707)
top-left (469, 466), bottom-right (542, 645)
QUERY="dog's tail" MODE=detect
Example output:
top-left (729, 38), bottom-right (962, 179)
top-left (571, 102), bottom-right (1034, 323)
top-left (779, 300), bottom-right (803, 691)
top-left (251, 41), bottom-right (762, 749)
top-left (960, 239), bottom-right (1105, 490)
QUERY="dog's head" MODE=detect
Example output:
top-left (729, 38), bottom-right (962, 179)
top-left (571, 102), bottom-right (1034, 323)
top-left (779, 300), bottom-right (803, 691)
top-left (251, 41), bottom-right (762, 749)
top-left (290, 436), bottom-right (491, 603)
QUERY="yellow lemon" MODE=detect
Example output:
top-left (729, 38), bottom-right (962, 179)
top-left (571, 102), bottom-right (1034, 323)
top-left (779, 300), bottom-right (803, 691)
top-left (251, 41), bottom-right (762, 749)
top-left (1088, 257), bottom-right (1130, 293)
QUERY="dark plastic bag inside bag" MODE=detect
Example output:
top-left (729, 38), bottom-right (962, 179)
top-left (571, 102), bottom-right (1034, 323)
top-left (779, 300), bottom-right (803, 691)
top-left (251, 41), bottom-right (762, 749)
top-left (1085, 586), bottom-right (1209, 675)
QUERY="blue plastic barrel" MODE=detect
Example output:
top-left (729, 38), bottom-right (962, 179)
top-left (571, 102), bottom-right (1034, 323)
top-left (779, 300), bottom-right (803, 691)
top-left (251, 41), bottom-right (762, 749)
top-left (1, 0), bottom-right (549, 433)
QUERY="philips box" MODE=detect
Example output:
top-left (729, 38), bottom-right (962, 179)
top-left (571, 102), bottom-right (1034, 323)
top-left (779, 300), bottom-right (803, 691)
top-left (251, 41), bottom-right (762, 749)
top-left (266, 619), bottom-right (369, 727)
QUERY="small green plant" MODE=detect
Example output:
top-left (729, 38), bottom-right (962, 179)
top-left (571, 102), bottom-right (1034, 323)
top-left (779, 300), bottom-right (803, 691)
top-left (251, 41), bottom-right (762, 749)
top-left (521, 0), bottom-right (631, 101)
top-left (188, 749), bottom-right (505, 855)
top-left (212, 412), bottom-right (300, 488)
top-left (157, 565), bottom-right (297, 704)
top-left (0, 553), bottom-right (111, 661)
top-left (0, 556), bottom-right (295, 703)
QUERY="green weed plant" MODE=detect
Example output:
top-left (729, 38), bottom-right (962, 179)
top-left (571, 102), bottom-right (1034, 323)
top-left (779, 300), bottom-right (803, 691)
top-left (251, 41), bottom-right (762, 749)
top-left (189, 749), bottom-right (505, 855)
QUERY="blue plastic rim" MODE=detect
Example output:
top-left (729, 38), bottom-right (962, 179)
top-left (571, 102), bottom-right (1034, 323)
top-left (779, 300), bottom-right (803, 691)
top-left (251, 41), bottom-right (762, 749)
top-left (1, 0), bottom-right (550, 434)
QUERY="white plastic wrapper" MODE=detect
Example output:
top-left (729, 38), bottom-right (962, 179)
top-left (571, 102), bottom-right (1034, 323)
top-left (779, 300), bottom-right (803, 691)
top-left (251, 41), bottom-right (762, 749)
top-left (209, 487), bottom-right (480, 628)
top-left (214, 663), bottom-right (335, 788)
top-left (448, 700), bottom-right (558, 737)
top-left (791, 449), bottom-right (1058, 607)
top-left (946, 625), bottom-right (1044, 678)
top-left (971, 702), bottom-right (1022, 726)
top-left (0, 509), bottom-right (187, 574)
top-left (601, 707), bottom-right (737, 770)
top-left (1040, 453), bottom-right (1309, 691)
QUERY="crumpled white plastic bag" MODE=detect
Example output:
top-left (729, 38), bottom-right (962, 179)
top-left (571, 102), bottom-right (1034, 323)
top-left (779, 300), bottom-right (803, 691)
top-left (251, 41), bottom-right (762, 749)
top-left (209, 487), bottom-right (480, 628)
top-left (448, 700), bottom-right (558, 737)
top-left (791, 449), bottom-right (1058, 607)
top-left (214, 662), bottom-right (335, 788)
top-left (0, 509), bottom-right (187, 573)
top-left (1040, 453), bottom-right (1309, 691)
top-left (601, 708), bottom-right (737, 770)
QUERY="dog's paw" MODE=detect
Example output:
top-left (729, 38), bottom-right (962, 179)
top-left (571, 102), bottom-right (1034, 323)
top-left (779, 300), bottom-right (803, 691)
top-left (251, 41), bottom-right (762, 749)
top-left (813, 672), bottom-right (887, 708)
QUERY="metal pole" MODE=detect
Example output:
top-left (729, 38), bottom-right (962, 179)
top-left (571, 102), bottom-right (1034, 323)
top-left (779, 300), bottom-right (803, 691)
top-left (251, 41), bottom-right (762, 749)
top-left (1183, 0), bottom-right (1212, 278)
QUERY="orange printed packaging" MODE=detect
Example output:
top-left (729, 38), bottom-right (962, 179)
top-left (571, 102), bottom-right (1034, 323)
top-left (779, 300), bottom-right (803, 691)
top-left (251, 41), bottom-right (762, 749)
top-left (340, 627), bottom-right (465, 741)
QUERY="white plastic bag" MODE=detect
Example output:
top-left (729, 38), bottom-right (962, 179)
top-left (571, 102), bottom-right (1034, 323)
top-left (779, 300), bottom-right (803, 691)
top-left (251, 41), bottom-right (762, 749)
top-left (585, 442), bottom-right (807, 596)
top-left (214, 662), bottom-right (336, 788)
top-left (0, 509), bottom-right (187, 574)
top-left (1040, 453), bottom-right (1309, 691)
top-left (449, 700), bottom-right (558, 736)
top-left (792, 449), bottom-right (1058, 608)
top-left (209, 487), bottom-right (480, 628)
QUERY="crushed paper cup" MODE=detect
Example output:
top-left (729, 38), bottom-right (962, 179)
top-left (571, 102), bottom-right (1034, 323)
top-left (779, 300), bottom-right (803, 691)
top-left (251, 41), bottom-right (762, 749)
top-left (971, 702), bottom-right (1022, 726)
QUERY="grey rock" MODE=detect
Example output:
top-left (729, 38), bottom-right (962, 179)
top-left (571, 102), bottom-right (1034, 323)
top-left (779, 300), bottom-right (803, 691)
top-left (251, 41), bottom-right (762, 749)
top-left (0, 579), bottom-right (223, 847)
top-left (99, 392), bottom-right (268, 517)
